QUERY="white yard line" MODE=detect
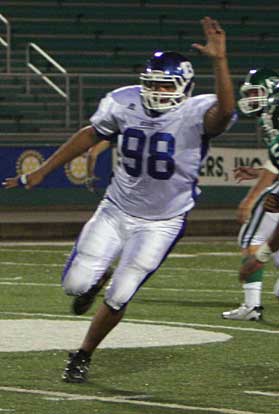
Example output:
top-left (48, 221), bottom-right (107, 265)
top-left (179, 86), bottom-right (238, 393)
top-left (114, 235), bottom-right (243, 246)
top-left (245, 390), bottom-right (279, 397)
top-left (142, 287), bottom-right (276, 295)
top-left (127, 319), bottom-right (279, 335)
top-left (0, 281), bottom-right (276, 296)
top-left (0, 262), bottom-right (239, 272)
top-left (0, 248), bottom-right (240, 258)
top-left (0, 311), bottom-right (81, 319)
top-left (0, 242), bottom-right (74, 246)
top-left (0, 263), bottom-right (275, 278)
top-left (0, 248), bottom-right (70, 253)
top-left (0, 277), bottom-right (22, 281)
top-left (1, 312), bottom-right (279, 335)
top-left (0, 282), bottom-right (60, 287)
top-left (0, 386), bottom-right (268, 414)
top-left (0, 240), bottom-right (236, 246)
top-left (0, 262), bottom-right (62, 267)
top-left (169, 253), bottom-right (239, 257)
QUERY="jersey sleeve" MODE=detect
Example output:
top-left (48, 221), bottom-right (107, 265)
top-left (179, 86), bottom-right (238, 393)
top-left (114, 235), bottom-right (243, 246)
top-left (189, 94), bottom-right (237, 137)
top-left (90, 93), bottom-right (120, 140)
top-left (191, 94), bottom-right (217, 136)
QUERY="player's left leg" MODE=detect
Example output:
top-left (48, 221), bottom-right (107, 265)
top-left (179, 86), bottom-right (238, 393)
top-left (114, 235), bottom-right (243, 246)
top-left (63, 213), bottom-right (186, 383)
top-left (63, 303), bottom-right (125, 383)
top-left (222, 244), bottom-right (264, 321)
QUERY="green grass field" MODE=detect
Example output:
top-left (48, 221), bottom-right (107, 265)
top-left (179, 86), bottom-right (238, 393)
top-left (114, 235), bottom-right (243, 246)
top-left (1, 240), bottom-right (279, 414)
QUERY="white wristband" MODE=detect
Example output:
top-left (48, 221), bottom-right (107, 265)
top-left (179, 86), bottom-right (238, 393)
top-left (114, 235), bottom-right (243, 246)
top-left (255, 242), bottom-right (273, 263)
top-left (18, 174), bottom-right (28, 186)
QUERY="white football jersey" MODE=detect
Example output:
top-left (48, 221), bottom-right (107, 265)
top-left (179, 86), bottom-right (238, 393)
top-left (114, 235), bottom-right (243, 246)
top-left (90, 85), bottom-right (220, 219)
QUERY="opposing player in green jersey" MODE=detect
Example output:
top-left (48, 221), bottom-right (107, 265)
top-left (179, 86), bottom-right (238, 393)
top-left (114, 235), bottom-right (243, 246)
top-left (223, 68), bottom-right (279, 321)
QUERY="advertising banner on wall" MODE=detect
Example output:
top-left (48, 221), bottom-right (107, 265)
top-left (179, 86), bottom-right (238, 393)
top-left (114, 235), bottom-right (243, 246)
top-left (199, 147), bottom-right (268, 186)
top-left (0, 146), bottom-right (112, 189)
top-left (0, 145), bottom-right (268, 189)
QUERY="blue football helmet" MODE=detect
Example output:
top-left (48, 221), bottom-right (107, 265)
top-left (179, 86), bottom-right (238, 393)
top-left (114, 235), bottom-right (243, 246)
top-left (140, 51), bottom-right (195, 113)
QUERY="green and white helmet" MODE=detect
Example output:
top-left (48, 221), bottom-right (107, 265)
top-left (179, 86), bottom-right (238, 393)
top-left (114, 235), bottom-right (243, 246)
top-left (238, 68), bottom-right (279, 114)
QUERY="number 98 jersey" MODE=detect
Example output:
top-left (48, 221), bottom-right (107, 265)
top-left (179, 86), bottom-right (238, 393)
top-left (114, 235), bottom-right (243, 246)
top-left (90, 85), bottom-right (218, 220)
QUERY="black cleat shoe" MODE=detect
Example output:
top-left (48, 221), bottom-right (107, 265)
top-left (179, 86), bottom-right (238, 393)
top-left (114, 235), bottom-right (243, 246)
top-left (62, 350), bottom-right (91, 383)
top-left (72, 267), bottom-right (113, 315)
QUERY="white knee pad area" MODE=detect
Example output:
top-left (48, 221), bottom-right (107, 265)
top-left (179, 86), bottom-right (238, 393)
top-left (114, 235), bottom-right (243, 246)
top-left (62, 255), bottom-right (102, 296)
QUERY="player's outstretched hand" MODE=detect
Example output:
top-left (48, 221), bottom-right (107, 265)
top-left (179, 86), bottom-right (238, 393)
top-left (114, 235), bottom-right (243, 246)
top-left (2, 176), bottom-right (19, 189)
top-left (233, 166), bottom-right (261, 183)
top-left (192, 16), bottom-right (226, 59)
top-left (85, 175), bottom-right (100, 193)
top-left (2, 169), bottom-right (45, 190)
top-left (239, 255), bottom-right (264, 281)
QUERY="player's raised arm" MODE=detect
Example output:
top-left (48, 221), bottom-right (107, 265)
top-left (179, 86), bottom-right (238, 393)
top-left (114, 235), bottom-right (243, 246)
top-left (235, 167), bottom-right (278, 223)
top-left (192, 16), bottom-right (235, 136)
top-left (3, 125), bottom-right (98, 190)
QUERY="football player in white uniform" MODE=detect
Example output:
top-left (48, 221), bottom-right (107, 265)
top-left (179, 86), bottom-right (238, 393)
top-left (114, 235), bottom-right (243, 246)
top-left (3, 17), bottom-right (236, 383)
top-left (222, 68), bottom-right (279, 321)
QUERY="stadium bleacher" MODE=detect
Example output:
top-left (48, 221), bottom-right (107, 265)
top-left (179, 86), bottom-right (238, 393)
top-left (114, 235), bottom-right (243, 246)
top-left (0, 0), bottom-right (278, 143)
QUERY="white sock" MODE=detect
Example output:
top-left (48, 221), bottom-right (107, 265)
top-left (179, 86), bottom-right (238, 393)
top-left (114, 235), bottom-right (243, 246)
top-left (244, 282), bottom-right (262, 307)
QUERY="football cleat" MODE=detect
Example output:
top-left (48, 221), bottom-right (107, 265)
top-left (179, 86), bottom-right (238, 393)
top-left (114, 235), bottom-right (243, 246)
top-left (72, 267), bottom-right (113, 315)
top-left (222, 304), bottom-right (263, 321)
top-left (62, 350), bottom-right (91, 383)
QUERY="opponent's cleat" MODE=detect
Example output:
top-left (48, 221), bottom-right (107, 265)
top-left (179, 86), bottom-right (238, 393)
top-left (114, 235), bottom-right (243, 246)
top-left (62, 350), bottom-right (91, 383)
top-left (72, 267), bottom-right (113, 315)
top-left (222, 304), bottom-right (263, 321)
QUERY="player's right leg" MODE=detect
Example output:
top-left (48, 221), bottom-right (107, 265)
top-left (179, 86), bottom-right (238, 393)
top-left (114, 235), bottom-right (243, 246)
top-left (61, 199), bottom-right (122, 316)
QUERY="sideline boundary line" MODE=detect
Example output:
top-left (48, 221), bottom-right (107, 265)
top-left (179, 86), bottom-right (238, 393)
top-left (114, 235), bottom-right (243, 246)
top-left (0, 386), bottom-right (267, 414)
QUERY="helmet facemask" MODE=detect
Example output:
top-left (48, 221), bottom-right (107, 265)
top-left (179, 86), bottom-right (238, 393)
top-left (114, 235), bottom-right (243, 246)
top-left (140, 72), bottom-right (194, 112)
top-left (238, 68), bottom-right (279, 115)
top-left (238, 84), bottom-right (269, 114)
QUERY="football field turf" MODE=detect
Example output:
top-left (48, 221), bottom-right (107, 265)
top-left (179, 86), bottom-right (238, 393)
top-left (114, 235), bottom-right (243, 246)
top-left (0, 240), bottom-right (279, 414)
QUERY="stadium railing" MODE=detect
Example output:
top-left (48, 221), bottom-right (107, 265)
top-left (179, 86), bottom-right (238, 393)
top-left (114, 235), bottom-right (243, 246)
top-left (0, 13), bottom-right (11, 73)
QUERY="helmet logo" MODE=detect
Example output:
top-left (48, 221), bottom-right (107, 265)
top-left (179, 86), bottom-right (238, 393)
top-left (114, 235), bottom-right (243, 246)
top-left (180, 61), bottom-right (194, 80)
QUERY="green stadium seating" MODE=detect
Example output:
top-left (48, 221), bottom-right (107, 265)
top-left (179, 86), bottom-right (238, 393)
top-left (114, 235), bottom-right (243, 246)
top-left (0, 0), bottom-right (278, 142)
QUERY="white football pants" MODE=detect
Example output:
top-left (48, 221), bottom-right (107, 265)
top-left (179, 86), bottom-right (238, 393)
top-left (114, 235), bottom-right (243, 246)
top-left (238, 186), bottom-right (279, 267)
top-left (62, 198), bottom-right (186, 310)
